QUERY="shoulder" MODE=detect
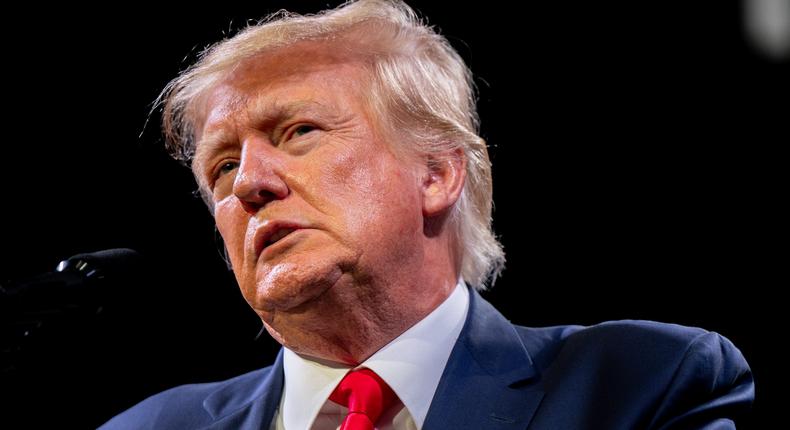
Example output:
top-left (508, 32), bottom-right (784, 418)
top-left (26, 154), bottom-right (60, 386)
top-left (515, 320), bottom-right (750, 384)
top-left (514, 320), bottom-right (754, 428)
top-left (98, 366), bottom-right (274, 430)
top-left (519, 320), bottom-right (703, 361)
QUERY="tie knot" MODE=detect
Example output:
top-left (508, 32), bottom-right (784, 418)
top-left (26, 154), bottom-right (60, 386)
top-left (329, 368), bottom-right (398, 429)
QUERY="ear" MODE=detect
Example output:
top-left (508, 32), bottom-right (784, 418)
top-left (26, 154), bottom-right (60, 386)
top-left (421, 148), bottom-right (467, 217)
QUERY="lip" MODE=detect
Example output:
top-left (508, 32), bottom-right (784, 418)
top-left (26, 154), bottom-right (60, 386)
top-left (253, 220), bottom-right (309, 258)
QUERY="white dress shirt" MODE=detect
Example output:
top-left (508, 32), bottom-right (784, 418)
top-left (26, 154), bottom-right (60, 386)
top-left (272, 280), bottom-right (470, 430)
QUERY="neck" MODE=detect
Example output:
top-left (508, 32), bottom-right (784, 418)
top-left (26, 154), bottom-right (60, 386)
top-left (260, 234), bottom-right (461, 365)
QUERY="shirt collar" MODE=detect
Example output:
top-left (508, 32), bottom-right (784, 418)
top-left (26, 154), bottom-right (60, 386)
top-left (281, 280), bottom-right (470, 430)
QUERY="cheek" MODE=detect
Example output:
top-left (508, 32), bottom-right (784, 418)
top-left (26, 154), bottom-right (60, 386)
top-left (214, 199), bottom-right (248, 262)
top-left (323, 149), bottom-right (421, 237)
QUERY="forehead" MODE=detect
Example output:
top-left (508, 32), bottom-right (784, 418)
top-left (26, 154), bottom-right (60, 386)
top-left (194, 42), bottom-right (372, 136)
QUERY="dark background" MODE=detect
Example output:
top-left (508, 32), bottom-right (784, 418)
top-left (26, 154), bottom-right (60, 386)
top-left (1, 1), bottom-right (783, 428)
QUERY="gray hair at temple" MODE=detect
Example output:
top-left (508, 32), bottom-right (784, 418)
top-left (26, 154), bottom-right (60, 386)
top-left (156, 0), bottom-right (505, 289)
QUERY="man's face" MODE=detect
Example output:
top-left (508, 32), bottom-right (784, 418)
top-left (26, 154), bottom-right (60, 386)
top-left (192, 44), bottom-right (429, 360)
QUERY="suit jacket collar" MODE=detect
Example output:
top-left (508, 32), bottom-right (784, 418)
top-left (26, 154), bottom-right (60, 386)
top-left (201, 348), bottom-right (284, 429)
top-left (201, 286), bottom-right (543, 429)
top-left (422, 287), bottom-right (544, 429)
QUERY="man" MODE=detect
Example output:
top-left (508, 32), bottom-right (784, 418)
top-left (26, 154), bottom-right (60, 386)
top-left (101, 1), bottom-right (754, 428)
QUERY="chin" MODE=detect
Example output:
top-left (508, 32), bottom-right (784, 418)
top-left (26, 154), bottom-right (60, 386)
top-left (247, 242), bottom-right (360, 310)
top-left (241, 260), bottom-right (342, 314)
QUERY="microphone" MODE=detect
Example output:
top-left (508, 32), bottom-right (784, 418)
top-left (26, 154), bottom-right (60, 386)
top-left (1, 248), bottom-right (142, 314)
top-left (1, 249), bottom-right (142, 373)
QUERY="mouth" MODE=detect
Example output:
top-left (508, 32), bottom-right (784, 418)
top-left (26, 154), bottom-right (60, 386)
top-left (267, 228), bottom-right (295, 246)
top-left (254, 222), bottom-right (305, 257)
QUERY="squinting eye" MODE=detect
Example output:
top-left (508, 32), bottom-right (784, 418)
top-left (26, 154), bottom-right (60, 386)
top-left (292, 125), bottom-right (316, 138)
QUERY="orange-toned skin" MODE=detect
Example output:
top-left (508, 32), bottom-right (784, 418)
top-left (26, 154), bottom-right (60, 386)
top-left (192, 41), bottom-right (466, 365)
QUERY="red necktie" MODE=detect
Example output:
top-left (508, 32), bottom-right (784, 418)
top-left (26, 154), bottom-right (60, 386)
top-left (329, 368), bottom-right (398, 430)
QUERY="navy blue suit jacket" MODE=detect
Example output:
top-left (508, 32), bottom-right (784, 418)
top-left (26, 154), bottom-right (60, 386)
top-left (101, 288), bottom-right (754, 429)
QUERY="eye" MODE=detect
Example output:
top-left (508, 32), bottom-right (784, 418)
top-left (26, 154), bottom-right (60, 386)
top-left (289, 124), bottom-right (317, 139)
top-left (213, 161), bottom-right (239, 181)
top-left (279, 123), bottom-right (321, 156)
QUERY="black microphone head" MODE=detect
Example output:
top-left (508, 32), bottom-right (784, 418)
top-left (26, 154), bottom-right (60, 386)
top-left (55, 248), bottom-right (143, 280)
top-left (2, 249), bottom-right (144, 378)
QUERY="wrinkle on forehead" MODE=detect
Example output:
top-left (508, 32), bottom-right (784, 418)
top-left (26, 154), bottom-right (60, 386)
top-left (190, 43), bottom-right (383, 180)
top-left (194, 40), bottom-right (374, 136)
top-left (188, 17), bottom-right (410, 148)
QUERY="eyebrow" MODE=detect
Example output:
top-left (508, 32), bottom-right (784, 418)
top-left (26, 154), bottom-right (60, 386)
top-left (193, 128), bottom-right (236, 176)
top-left (193, 99), bottom-right (333, 172)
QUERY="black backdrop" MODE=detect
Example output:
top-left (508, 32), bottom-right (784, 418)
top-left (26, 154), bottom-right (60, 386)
top-left (1, 1), bottom-right (783, 428)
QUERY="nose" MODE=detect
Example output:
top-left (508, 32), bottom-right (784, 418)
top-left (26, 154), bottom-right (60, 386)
top-left (232, 138), bottom-right (289, 214)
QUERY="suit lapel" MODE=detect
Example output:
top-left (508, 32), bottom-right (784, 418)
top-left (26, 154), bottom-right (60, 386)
top-left (198, 288), bottom-right (543, 429)
top-left (201, 349), bottom-right (285, 430)
top-left (423, 288), bottom-right (544, 429)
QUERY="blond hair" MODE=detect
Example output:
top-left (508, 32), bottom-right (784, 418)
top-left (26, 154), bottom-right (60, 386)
top-left (157, 0), bottom-right (504, 289)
